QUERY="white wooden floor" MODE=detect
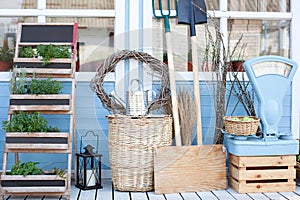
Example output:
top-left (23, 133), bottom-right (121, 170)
top-left (3, 179), bottom-right (300, 200)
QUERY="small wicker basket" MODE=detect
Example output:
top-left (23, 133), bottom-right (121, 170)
top-left (224, 116), bottom-right (260, 136)
top-left (107, 115), bottom-right (172, 192)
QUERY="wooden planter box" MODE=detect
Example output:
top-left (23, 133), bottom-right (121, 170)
top-left (0, 174), bottom-right (66, 194)
top-left (13, 58), bottom-right (74, 75)
top-left (9, 94), bottom-right (71, 112)
top-left (228, 154), bottom-right (296, 193)
top-left (5, 132), bottom-right (70, 151)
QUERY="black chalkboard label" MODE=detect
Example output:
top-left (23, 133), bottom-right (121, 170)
top-left (20, 25), bottom-right (74, 43)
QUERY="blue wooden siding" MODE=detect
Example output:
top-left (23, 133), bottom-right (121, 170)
top-left (0, 80), bottom-right (292, 171)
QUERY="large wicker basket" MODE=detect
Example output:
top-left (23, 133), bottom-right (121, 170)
top-left (107, 115), bottom-right (172, 191)
top-left (224, 116), bottom-right (260, 136)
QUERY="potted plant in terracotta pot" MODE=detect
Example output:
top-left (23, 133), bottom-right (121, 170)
top-left (229, 43), bottom-right (247, 72)
top-left (0, 45), bottom-right (14, 71)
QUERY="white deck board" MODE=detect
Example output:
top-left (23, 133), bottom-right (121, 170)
top-left (98, 179), bottom-right (113, 200)
top-left (279, 192), bottom-right (300, 199)
top-left (3, 180), bottom-right (300, 200)
top-left (295, 185), bottom-right (300, 196)
top-left (130, 192), bottom-right (149, 200)
top-left (114, 190), bottom-right (130, 200)
top-left (180, 192), bottom-right (200, 200)
top-left (226, 188), bottom-right (253, 200)
top-left (263, 192), bottom-right (287, 199)
top-left (164, 193), bottom-right (183, 200)
top-left (147, 192), bottom-right (166, 200)
top-left (247, 193), bottom-right (270, 200)
top-left (196, 191), bottom-right (218, 200)
top-left (212, 190), bottom-right (235, 200)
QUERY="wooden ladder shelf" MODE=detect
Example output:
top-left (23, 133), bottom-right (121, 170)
top-left (0, 23), bottom-right (78, 200)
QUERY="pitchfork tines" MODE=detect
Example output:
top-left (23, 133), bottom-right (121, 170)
top-left (152, 0), bottom-right (178, 33)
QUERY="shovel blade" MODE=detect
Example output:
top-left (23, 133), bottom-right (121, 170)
top-left (178, 0), bottom-right (207, 28)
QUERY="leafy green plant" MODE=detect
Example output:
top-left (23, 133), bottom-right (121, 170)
top-left (19, 46), bottom-right (36, 58)
top-left (9, 70), bottom-right (27, 94)
top-left (0, 46), bottom-right (14, 62)
top-left (19, 44), bottom-right (72, 65)
top-left (0, 39), bottom-right (14, 63)
top-left (9, 161), bottom-right (44, 176)
top-left (52, 167), bottom-right (66, 179)
top-left (47, 126), bottom-right (60, 132)
top-left (2, 111), bottom-right (59, 133)
top-left (26, 78), bottom-right (63, 94)
top-left (36, 44), bottom-right (71, 65)
top-left (10, 76), bottom-right (62, 95)
top-left (297, 155), bottom-right (300, 163)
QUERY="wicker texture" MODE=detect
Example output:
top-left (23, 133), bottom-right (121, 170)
top-left (107, 115), bottom-right (172, 192)
top-left (90, 50), bottom-right (170, 115)
top-left (224, 116), bottom-right (260, 136)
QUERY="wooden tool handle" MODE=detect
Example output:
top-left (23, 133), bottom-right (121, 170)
top-left (166, 32), bottom-right (181, 146)
top-left (191, 36), bottom-right (203, 145)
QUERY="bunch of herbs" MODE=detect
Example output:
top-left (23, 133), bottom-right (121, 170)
top-left (36, 44), bottom-right (71, 65)
top-left (9, 161), bottom-right (43, 176)
top-left (19, 44), bottom-right (72, 65)
top-left (19, 46), bottom-right (36, 58)
top-left (11, 76), bottom-right (62, 95)
top-left (2, 111), bottom-right (59, 133)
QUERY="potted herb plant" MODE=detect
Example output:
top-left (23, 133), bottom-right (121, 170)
top-left (1, 161), bottom-right (67, 194)
top-left (0, 46), bottom-right (14, 71)
top-left (9, 73), bottom-right (71, 112)
top-left (15, 44), bottom-right (74, 74)
top-left (1, 111), bottom-right (70, 151)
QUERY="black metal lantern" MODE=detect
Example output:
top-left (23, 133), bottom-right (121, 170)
top-left (75, 131), bottom-right (103, 200)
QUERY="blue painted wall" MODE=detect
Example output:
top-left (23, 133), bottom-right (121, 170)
top-left (0, 80), bottom-right (292, 171)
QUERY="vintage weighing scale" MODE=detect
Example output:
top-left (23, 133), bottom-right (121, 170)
top-left (224, 55), bottom-right (299, 156)
top-left (225, 55), bottom-right (299, 193)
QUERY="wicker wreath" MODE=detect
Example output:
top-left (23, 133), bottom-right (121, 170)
top-left (90, 49), bottom-right (171, 114)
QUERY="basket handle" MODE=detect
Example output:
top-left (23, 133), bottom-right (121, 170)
top-left (129, 79), bottom-right (143, 92)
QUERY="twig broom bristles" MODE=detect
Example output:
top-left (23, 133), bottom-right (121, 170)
top-left (164, 87), bottom-right (196, 145)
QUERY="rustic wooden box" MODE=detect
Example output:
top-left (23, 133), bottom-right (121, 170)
top-left (9, 94), bottom-right (71, 112)
top-left (5, 132), bottom-right (70, 152)
top-left (13, 58), bottom-right (75, 76)
top-left (0, 174), bottom-right (66, 195)
top-left (228, 154), bottom-right (296, 193)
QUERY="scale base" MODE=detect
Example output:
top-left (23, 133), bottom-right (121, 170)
top-left (224, 134), bottom-right (299, 156)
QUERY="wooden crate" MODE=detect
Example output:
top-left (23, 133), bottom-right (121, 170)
top-left (228, 154), bottom-right (296, 193)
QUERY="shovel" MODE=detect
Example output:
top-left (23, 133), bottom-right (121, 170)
top-left (178, 0), bottom-right (207, 145)
top-left (154, 0), bottom-right (226, 194)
